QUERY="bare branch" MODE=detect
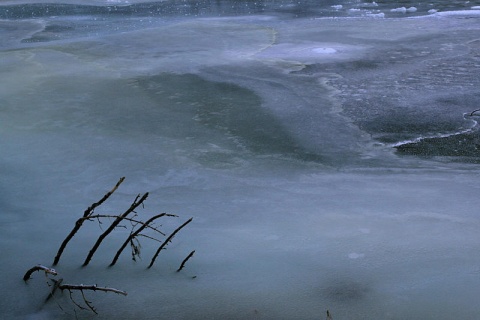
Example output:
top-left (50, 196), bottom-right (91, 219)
top-left (81, 214), bottom-right (173, 236)
top-left (110, 213), bottom-right (176, 266)
top-left (84, 177), bottom-right (125, 218)
top-left (46, 278), bottom-right (64, 302)
top-left (59, 284), bottom-right (128, 296)
top-left (148, 218), bottom-right (193, 268)
top-left (68, 288), bottom-right (91, 313)
top-left (176, 250), bottom-right (196, 272)
top-left (79, 289), bottom-right (97, 314)
top-left (23, 265), bottom-right (58, 282)
top-left (53, 177), bottom-right (125, 265)
top-left (83, 193), bottom-right (149, 266)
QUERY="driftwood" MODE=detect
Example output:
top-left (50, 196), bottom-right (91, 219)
top-left (148, 218), bottom-right (193, 268)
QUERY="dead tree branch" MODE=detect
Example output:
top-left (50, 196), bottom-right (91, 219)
top-left (80, 214), bottom-right (171, 237)
top-left (53, 177), bottom-right (125, 265)
top-left (177, 250), bottom-right (196, 272)
top-left (47, 278), bottom-right (127, 315)
top-left (83, 193), bottom-right (149, 266)
top-left (148, 218), bottom-right (193, 268)
top-left (59, 284), bottom-right (128, 296)
top-left (23, 265), bottom-right (58, 281)
top-left (110, 213), bottom-right (176, 266)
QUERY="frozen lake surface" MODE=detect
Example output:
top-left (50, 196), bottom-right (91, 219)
top-left (2, 1), bottom-right (480, 319)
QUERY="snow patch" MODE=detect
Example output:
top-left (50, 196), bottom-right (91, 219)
top-left (366, 12), bottom-right (385, 18)
top-left (391, 7), bottom-right (417, 13)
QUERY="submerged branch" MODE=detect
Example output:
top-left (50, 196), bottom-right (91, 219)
top-left (23, 265), bottom-right (58, 281)
top-left (81, 214), bottom-right (173, 237)
top-left (326, 310), bottom-right (333, 320)
top-left (48, 279), bottom-right (127, 314)
top-left (176, 250), bottom-right (195, 272)
top-left (110, 213), bottom-right (176, 266)
top-left (83, 193), bottom-right (149, 266)
top-left (84, 177), bottom-right (125, 218)
top-left (53, 177), bottom-right (125, 266)
top-left (59, 284), bottom-right (128, 296)
top-left (148, 218), bottom-right (193, 268)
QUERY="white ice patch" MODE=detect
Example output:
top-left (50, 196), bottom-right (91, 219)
top-left (434, 10), bottom-right (480, 16)
top-left (348, 253), bottom-right (365, 259)
top-left (255, 42), bottom-right (364, 63)
top-left (331, 5), bottom-right (343, 10)
top-left (366, 12), bottom-right (385, 18)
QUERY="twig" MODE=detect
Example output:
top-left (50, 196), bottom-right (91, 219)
top-left (326, 310), bottom-right (333, 320)
top-left (148, 218), bottom-right (193, 268)
top-left (51, 281), bottom-right (127, 315)
top-left (110, 213), bottom-right (176, 266)
top-left (79, 289), bottom-right (97, 314)
top-left (83, 193), bottom-right (149, 266)
top-left (53, 177), bottom-right (125, 265)
top-left (176, 250), bottom-right (195, 272)
top-left (46, 278), bottom-right (64, 302)
top-left (23, 265), bottom-right (57, 281)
